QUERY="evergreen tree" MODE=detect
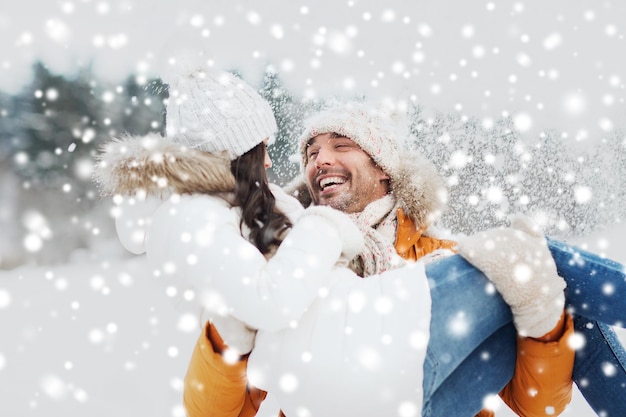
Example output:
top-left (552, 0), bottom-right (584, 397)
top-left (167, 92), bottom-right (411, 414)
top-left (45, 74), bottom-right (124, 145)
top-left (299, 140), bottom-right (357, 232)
top-left (0, 91), bottom-right (15, 161)
top-left (259, 68), bottom-right (302, 184)
top-left (116, 77), bottom-right (167, 137)
top-left (587, 131), bottom-right (626, 225)
top-left (9, 62), bottom-right (102, 190)
top-left (1, 62), bottom-right (170, 267)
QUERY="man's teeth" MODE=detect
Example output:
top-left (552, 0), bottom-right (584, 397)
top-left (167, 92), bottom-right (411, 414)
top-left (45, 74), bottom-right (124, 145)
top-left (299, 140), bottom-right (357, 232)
top-left (319, 177), bottom-right (346, 190)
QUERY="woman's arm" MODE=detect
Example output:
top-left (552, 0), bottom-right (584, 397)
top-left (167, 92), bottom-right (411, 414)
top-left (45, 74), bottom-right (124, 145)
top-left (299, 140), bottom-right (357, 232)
top-left (147, 196), bottom-right (362, 332)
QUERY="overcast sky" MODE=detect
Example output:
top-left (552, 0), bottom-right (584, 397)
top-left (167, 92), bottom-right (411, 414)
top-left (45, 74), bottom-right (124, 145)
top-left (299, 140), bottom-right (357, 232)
top-left (1, 0), bottom-right (624, 142)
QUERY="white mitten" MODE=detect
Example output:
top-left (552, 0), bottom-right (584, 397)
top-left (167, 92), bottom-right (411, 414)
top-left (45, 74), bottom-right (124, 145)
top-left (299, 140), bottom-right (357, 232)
top-left (457, 215), bottom-right (566, 337)
top-left (298, 205), bottom-right (365, 264)
top-left (269, 183), bottom-right (305, 224)
top-left (200, 309), bottom-right (257, 355)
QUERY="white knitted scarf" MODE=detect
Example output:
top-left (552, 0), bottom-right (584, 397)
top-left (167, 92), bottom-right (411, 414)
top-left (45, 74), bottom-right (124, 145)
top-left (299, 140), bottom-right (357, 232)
top-left (348, 195), bottom-right (406, 277)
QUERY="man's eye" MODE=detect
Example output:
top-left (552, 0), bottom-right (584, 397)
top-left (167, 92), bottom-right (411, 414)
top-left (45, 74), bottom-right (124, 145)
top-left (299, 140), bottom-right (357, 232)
top-left (307, 151), bottom-right (318, 159)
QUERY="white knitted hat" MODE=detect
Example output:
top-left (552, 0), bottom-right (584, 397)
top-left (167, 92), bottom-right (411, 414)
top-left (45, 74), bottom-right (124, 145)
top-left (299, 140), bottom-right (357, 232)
top-left (164, 64), bottom-right (277, 160)
top-left (298, 103), bottom-right (405, 178)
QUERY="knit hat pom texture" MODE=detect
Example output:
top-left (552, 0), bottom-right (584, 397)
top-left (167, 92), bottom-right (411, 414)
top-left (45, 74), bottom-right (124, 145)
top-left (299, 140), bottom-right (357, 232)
top-left (298, 103), bottom-right (407, 177)
top-left (163, 58), bottom-right (277, 160)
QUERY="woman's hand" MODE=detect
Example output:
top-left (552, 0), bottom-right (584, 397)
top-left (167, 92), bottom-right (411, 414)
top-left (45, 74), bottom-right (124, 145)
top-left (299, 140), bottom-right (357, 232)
top-left (457, 215), bottom-right (566, 338)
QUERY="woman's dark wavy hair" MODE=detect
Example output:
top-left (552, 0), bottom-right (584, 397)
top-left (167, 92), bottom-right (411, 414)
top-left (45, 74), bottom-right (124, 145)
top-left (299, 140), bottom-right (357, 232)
top-left (231, 142), bottom-right (292, 255)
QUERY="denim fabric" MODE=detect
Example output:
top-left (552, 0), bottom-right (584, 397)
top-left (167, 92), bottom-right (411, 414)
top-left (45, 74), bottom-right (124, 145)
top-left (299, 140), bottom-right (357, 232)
top-left (548, 237), bottom-right (625, 326)
top-left (572, 320), bottom-right (626, 417)
top-left (421, 239), bottom-right (626, 416)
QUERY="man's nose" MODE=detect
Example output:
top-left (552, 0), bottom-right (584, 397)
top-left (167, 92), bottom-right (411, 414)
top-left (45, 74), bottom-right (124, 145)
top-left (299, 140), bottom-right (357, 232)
top-left (314, 148), bottom-right (334, 169)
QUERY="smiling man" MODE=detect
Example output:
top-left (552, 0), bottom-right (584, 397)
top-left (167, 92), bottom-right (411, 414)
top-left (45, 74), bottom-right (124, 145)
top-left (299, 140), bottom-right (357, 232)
top-left (285, 103), bottom-right (575, 417)
top-left (305, 132), bottom-right (390, 213)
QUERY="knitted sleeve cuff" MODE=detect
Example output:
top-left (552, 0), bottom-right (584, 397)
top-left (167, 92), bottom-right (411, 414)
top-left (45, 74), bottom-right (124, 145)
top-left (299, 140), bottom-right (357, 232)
top-left (518, 313), bottom-right (575, 356)
top-left (205, 322), bottom-right (250, 362)
top-left (531, 310), bottom-right (567, 342)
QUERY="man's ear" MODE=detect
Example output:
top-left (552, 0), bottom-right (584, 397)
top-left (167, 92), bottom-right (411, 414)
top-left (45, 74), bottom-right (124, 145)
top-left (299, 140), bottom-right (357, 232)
top-left (377, 169), bottom-right (391, 195)
top-left (377, 168), bottom-right (390, 181)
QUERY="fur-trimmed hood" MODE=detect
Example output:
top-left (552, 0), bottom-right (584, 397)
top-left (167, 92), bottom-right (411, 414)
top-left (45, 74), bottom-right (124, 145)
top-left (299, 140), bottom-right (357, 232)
top-left (94, 133), bottom-right (308, 256)
top-left (93, 133), bottom-right (239, 255)
top-left (284, 150), bottom-right (447, 232)
top-left (93, 133), bottom-right (236, 197)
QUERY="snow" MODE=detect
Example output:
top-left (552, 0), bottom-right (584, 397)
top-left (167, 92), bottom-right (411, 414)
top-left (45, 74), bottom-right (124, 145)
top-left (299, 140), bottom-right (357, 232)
top-left (2, 1), bottom-right (625, 415)
top-left (2, 1), bottom-right (625, 142)
top-left (0, 252), bottom-right (196, 416)
top-left (1, 224), bottom-right (625, 416)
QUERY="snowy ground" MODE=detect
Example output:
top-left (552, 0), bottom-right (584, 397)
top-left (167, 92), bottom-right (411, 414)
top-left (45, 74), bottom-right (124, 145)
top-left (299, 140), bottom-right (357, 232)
top-left (1, 224), bottom-right (625, 417)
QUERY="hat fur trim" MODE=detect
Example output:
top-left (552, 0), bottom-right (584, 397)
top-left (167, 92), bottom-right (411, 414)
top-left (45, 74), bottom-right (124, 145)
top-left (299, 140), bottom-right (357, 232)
top-left (94, 133), bottom-right (235, 197)
top-left (392, 151), bottom-right (447, 229)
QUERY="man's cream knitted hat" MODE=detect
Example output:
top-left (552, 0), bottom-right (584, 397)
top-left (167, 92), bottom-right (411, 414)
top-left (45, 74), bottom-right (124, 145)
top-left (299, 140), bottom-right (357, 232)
top-left (298, 103), bottom-right (404, 178)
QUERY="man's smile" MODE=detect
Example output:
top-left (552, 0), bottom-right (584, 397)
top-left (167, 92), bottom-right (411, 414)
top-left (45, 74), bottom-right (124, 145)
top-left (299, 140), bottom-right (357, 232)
top-left (319, 176), bottom-right (347, 192)
top-left (315, 171), bottom-right (349, 195)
